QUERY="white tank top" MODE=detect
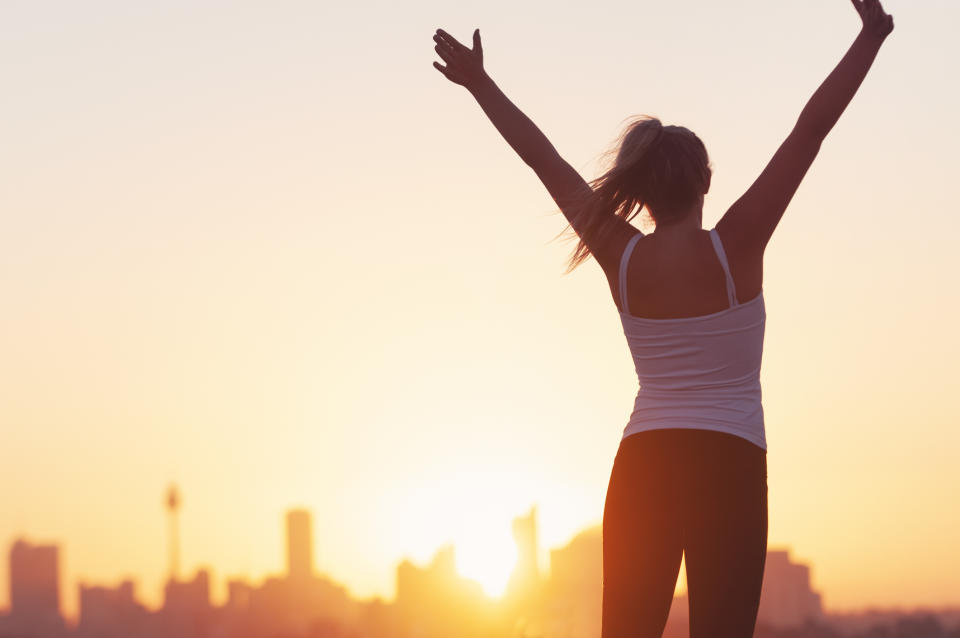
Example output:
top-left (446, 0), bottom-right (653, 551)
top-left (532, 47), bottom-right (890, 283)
top-left (618, 228), bottom-right (767, 450)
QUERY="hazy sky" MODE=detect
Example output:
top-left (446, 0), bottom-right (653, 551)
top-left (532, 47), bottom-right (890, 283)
top-left (2, 0), bottom-right (959, 619)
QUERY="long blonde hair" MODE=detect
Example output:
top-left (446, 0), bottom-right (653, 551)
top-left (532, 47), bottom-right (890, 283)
top-left (557, 116), bottom-right (712, 273)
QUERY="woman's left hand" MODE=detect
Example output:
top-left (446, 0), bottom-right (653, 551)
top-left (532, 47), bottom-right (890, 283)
top-left (433, 28), bottom-right (486, 89)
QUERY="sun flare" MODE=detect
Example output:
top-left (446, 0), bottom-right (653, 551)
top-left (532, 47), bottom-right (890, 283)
top-left (454, 530), bottom-right (519, 599)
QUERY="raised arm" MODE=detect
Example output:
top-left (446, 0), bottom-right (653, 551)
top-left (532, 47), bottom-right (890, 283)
top-left (432, 29), bottom-right (599, 239)
top-left (717, 0), bottom-right (894, 254)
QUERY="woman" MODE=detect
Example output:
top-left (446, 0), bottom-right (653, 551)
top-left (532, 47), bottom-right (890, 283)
top-left (432, 1), bottom-right (893, 636)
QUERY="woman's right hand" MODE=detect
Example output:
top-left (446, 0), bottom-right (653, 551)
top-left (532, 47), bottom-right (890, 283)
top-left (851, 0), bottom-right (894, 41)
top-left (432, 28), bottom-right (487, 90)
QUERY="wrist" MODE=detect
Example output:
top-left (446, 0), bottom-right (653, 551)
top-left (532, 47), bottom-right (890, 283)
top-left (466, 70), bottom-right (494, 96)
top-left (856, 26), bottom-right (889, 47)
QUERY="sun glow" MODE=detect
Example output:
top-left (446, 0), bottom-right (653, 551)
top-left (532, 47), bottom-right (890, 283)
top-left (454, 528), bottom-right (519, 599)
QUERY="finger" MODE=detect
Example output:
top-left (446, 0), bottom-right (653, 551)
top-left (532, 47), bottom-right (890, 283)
top-left (433, 61), bottom-right (464, 85)
top-left (434, 44), bottom-right (455, 64)
top-left (433, 61), bottom-right (454, 80)
top-left (472, 28), bottom-right (482, 55)
top-left (433, 33), bottom-right (456, 55)
top-left (436, 28), bottom-right (468, 52)
top-left (436, 28), bottom-right (463, 46)
top-left (850, 0), bottom-right (864, 15)
top-left (433, 61), bottom-right (448, 75)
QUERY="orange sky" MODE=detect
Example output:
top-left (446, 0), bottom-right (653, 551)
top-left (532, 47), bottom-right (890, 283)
top-left (1, 0), bottom-right (959, 620)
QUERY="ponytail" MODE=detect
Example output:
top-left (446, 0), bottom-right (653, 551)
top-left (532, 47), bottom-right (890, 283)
top-left (556, 116), bottom-right (711, 273)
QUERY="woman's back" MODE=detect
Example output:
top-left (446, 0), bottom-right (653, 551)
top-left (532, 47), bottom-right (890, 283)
top-left (611, 224), bottom-right (762, 319)
top-left (617, 227), bottom-right (767, 449)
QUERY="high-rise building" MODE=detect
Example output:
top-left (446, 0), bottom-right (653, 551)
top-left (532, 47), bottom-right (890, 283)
top-left (161, 569), bottom-right (213, 638)
top-left (757, 548), bottom-right (823, 628)
top-left (395, 545), bottom-right (492, 638)
top-left (286, 509), bottom-right (314, 580)
top-left (506, 505), bottom-right (541, 602)
top-left (8, 539), bottom-right (64, 636)
top-left (163, 568), bottom-right (211, 614)
top-left (77, 580), bottom-right (147, 638)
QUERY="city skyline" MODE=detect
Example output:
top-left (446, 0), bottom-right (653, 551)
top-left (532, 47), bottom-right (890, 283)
top-left (5, 502), bottom-right (959, 638)
top-left (0, 489), bottom-right (944, 624)
top-left (1, 502), bottom-right (839, 638)
top-left (2, 497), bottom-right (593, 620)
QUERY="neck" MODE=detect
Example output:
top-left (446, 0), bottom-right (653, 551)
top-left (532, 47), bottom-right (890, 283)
top-left (652, 206), bottom-right (703, 238)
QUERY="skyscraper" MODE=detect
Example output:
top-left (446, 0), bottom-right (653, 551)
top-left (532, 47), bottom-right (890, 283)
top-left (507, 505), bottom-right (541, 601)
top-left (757, 549), bottom-right (824, 628)
top-left (8, 539), bottom-right (63, 635)
top-left (78, 579), bottom-right (147, 638)
top-left (286, 509), bottom-right (314, 580)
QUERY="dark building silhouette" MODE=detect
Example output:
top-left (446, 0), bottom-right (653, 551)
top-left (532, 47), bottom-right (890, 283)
top-left (541, 525), bottom-right (603, 638)
top-left (76, 579), bottom-right (148, 638)
top-left (6, 538), bottom-right (64, 637)
top-left (165, 484), bottom-right (182, 581)
top-left (161, 568), bottom-right (214, 638)
top-left (219, 510), bottom-right (356, 638)
top-left (164, 568), bottom-right (211, 614)
top-left (757, 548), bottom-right (823, 628)
top-left (286, 509), bottom-right (314, 581)
top-left (225, 578), bottom-right (253, 613)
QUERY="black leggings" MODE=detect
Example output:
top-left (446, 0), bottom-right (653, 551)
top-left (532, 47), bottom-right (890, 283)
top-left (602, 428), bottom-right (768, 638)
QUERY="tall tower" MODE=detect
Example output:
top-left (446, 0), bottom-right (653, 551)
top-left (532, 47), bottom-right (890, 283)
top-left (285, 509), bottom-right (314, 580)
top-left (507, 505), bottom-right (541, 600)
top-left (165, 484), bottom-right (181, 581)
top-left (9, 539), bottom-right (62, 624)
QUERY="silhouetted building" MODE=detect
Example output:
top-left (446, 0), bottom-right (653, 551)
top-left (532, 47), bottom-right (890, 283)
top-left (354, 596), bottom-right (400, 638)
top-left (7, 538), bottom-right (64, 637)
top-left (77, 579), bottom-right (148, 638)
top-left (286, 509), bottom-right (314, 581)
top-left (506, 505), bottom-right (541, 604)
top-left (161, 568), bottom-right (213, 638)
top-left (165, 484), bottom-right (182, 581)
top-left (226, 578), bottom-right (253, 613)
top-left (542, 525), bottom-right (603, 638)
top-left (164, 568), bottom-right (211, 613)
top-left (395, 545), bottom-right (496, 638)
top-left (757, 548), bottom-right (823, 628)
top-left (220, 510), bottom-right (357, 638)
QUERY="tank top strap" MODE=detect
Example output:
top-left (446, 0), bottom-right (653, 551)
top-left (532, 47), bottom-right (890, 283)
top-left (709, 227), bottom-right (738, 307)
top-left (618, 232), bottom-right (644, 314)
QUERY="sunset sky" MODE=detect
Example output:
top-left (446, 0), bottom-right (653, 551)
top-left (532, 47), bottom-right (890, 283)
top-left (2, 0), bottom-right (959, 620)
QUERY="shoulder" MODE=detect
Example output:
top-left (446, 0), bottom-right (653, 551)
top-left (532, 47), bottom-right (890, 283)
top-left (595, 221), bottom-right (643, 281)
top-left (714, 218), bottom-right (764, 300)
